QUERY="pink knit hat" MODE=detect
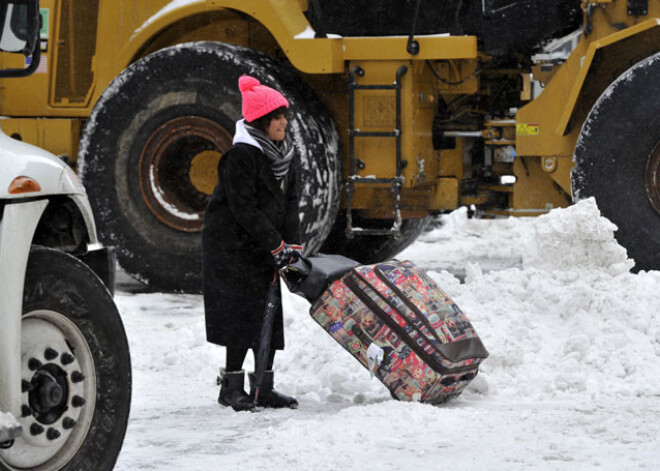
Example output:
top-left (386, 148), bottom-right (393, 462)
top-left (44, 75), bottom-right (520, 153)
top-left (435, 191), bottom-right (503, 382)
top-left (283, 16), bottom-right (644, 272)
top-left (238, 75), bottom-right (289, 122)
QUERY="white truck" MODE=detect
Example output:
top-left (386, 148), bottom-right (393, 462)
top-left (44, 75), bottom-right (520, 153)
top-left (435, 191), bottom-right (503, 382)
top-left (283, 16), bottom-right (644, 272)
top-left (0, 1), bottom-right (131, 469)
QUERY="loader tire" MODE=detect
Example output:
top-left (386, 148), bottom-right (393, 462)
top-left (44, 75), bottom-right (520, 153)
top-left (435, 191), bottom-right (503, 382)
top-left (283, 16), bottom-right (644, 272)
top-left (79, 42), bottom-right (340, 293)
top-left (572, 52), bottom-right (660, 272)
top-left (0, 247), bottom-right (131, 471)
top-left (320, 212), bottom-right (431, 264)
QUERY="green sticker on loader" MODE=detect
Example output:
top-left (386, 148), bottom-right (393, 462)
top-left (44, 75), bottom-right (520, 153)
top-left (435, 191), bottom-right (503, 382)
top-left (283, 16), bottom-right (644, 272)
top-left (39, 8), bottom-right (49, 52)
top-left (40, 8), bottom-right (48, 38)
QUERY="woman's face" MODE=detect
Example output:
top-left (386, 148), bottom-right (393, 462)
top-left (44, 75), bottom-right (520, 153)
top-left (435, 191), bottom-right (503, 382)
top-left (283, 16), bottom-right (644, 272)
top-left (266, 113), bottom-right (288, 141)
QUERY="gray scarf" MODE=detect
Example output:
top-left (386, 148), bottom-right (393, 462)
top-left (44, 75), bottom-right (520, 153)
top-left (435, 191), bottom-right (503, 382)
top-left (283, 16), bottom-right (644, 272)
top-left (245, 124), bottom-right (295, 179)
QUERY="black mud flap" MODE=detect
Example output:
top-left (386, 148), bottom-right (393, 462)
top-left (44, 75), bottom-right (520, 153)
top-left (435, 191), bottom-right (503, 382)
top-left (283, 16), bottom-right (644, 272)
top-left (77, 246), bottom-right (117, 296)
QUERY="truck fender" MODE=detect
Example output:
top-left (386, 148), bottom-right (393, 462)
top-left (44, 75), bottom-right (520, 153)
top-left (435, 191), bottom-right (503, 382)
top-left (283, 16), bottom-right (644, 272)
top-left (0, 133), bottom-right (99, 246)
top-left (0, 133), bottom-right (85, 200)
top-left (116, 0), bottom-right (340, 74)
top-left (557, 18), bottom-right (660, 135)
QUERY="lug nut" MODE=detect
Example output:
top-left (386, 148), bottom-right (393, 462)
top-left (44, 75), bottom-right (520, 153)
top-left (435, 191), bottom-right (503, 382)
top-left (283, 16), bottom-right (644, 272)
top-left (21, 379), bottom-right (33, 393)
top-left (62, 417), bottom-right (76, 430)
top-left (46, 428), bottom-right (61, 441)
top-left (44, 348), bottom-right (59, 360)
top-left (30, 424), bottom-right (44, 436)
top-left (60, 353), bottom-right (75, 365)
top-left (28, 358), bottom-right (42, 371)
top-left (21, 405), bottom-right (33, 417)
top-left (71, 395), bottom-right (86, 408)
top-left (70, 371), bottom-right (85, 383)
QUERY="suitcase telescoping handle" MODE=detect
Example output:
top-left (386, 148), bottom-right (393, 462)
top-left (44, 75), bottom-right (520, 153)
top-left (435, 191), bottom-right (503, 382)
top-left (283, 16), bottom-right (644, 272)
top-left (280, 256), bottom-right (312, 290)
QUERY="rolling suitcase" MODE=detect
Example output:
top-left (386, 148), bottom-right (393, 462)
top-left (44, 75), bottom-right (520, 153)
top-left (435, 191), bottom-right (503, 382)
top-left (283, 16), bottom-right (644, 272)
top-left (284, 256), bottom-right (489, 404)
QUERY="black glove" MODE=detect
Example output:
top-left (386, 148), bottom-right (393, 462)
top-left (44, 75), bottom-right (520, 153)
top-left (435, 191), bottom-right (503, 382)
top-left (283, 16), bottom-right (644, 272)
top-left (271, 242), bottom-right (303, 268)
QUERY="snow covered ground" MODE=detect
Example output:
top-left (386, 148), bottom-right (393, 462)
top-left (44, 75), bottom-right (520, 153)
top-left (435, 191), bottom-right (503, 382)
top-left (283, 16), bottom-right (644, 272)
top-left (113, 198), bottom-right (660, 470)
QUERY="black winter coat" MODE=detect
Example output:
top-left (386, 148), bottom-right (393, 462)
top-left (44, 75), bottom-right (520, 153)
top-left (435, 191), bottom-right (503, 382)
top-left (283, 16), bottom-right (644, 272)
top-left (202, 143), bottom-right (301, 349)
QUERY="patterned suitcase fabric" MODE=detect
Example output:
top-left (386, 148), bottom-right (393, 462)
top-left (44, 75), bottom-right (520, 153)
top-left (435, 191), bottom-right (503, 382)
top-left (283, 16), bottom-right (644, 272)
top-left (310, 260), bottom-right (489, 404)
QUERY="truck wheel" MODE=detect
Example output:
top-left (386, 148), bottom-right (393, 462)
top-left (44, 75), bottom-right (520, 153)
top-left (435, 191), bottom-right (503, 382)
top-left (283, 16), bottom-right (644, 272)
top-left (320, 212), bottom-right (431, 264)
top-left (79, 42), bottom-right (340, 293)
top-left (572, 52), bottom-right (660, 272)
top-left (0, 247), bottom-right (130, 471)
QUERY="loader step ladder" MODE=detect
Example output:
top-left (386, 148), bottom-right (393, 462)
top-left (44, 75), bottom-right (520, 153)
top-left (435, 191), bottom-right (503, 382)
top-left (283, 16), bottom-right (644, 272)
top-left (346, 65), bottom-right (408, 239)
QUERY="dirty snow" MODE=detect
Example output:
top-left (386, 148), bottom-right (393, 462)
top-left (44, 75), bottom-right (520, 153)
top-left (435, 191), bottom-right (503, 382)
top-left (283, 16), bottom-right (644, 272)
top-left (114, 198), bottom-right (660, 470)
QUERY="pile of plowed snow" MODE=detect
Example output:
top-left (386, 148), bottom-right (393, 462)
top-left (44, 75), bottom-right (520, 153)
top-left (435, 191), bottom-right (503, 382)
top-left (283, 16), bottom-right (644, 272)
top-left (276, 198), bottom-right (660, 404)
top-left (114, 198), bottom-right (660, 470)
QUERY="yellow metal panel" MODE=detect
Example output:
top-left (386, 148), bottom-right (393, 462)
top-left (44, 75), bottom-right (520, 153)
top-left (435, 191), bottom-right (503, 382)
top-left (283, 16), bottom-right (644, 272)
top-left (516, 16), bottom-right (659, 171)
top-left (540, 155), bottom-right (573, 195)
top-left (341, 36), bottom-right (478, 61)
top-left (112, 1), bottom-right (477, 79)
top-left (411, 60), bottom-right (438, 187)
top-left (351, 62), bottom-right (405, 182)
top-left (280, 39), bottom-right (345, 73)
top-left (0, 119), bottom-right (81, 163)
top-left (111, 0), bottom-right (343, 75)
top-left (431, 178), bottom-right (459, 210)
top-left (347, 185), bottom-right (433, 218)
top-left (344, 59), bottom-right (438, 214)
top-left (437, 139), bottom-right (466, 179)
top-left (556, 18), bottom-right (660, 135)
top-left (431, 61), bottom-right (479, 94)
top-left (49, 0), bottom-right (100, 108)
top-left (515, 35), bottom-right (589, 158)
top-left (511, 157), bottom-right (570, 214)
top-left (0, 0), bottom-right (479, 120)
top-left (349, 60), bottom-right (438, 190)
top-left (0, 51), bottom-right (52, 115)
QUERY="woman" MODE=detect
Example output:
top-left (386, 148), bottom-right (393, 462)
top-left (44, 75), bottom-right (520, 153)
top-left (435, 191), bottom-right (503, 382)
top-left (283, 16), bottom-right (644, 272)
top-left (203, 75), bottom-right (302, 412)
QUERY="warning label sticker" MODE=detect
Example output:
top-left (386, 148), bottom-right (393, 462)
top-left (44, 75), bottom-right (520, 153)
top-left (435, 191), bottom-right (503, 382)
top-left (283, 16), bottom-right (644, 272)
top-left (25, 54), bottom-right (47, 74)
top-left (516, 123), bottom-right (540, 136)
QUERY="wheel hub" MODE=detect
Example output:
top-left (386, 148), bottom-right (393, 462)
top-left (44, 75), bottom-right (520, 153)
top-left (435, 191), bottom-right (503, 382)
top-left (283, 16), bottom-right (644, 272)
top-left (138, 116), bottom-right (232, 232)
top-left (29, 366), bottom-right (68, 423)
top-left (0, 313), bottom-right (96, 469)
top-left (645, 140), bottom-right (660, 216)
top-left (190, 150), bottom-right (222, 195)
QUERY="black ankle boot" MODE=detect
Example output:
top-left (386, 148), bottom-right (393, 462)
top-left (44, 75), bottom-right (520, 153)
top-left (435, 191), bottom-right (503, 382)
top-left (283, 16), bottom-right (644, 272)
top-left (249, 371), bottom-right (299, 409)
top-left (217, 369), bottom-right (256, 412)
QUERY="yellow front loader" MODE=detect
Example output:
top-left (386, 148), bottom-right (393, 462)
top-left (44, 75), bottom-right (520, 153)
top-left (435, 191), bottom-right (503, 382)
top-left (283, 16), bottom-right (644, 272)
top-left (0, 0), bottom-right (658, 292)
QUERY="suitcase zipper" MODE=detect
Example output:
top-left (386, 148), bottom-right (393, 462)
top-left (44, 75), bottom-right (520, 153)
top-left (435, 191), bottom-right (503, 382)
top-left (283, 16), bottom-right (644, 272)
top-left (344, 273), bottom-right (456, 374)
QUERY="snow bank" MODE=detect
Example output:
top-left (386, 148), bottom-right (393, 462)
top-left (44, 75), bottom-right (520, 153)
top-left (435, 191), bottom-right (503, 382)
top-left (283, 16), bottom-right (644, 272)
top-left (114, 198), bottom-right (660, 470)
top-left (522, 197), bottom-right (633, 274)
top-left (452, 262), bottom-right (660, 401)
top-left (276, 199), bottom-right (659, 405)
top-left (120, 200), bottom-right (660, 404)
top-left (399, 199), bottom-right (659, 402)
